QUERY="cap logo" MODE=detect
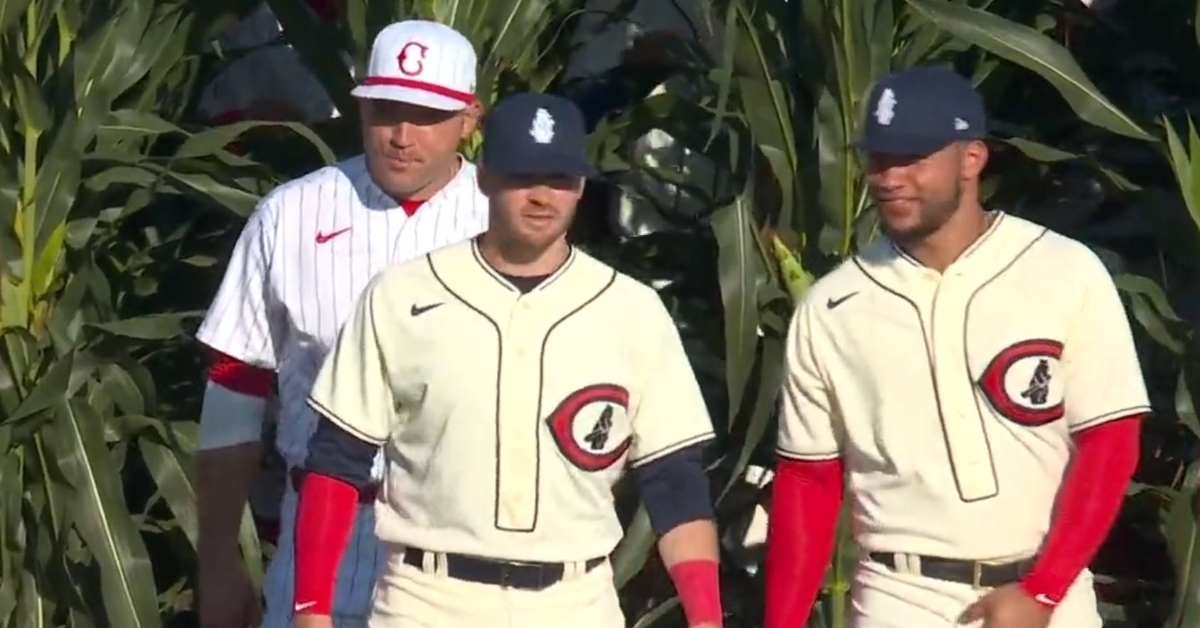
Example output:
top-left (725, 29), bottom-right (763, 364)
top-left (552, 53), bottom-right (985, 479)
top-left (875, 88), bottom-right (897, 125)
top-left (954, 117), bottom-right (970, 131)
top-left (530, 108), bottom-right (555, 144)
top-left (397, 42), bottom-right (428, 76)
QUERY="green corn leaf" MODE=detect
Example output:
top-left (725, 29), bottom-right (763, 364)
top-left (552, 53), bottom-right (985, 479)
top-left (49, 399), bottom-right (161, 628)
top-left (906, 0), bottom-right (1152, 141)
top-left (611, 506), bottom-right (655, 588)
top-left (0, 0), bottom-right (35, 36)
top-left (138, 436), bottom-right (197, 550)
top-left (713, 192), bottom-right (767, 432)
top-left (86, 312), bottom-right (202, 340)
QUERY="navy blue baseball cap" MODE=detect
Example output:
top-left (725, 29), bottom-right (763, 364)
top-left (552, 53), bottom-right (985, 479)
top-left (856, 65), bottom-right (988, 156)
top-left (480, 92), bottom-right (598, 179)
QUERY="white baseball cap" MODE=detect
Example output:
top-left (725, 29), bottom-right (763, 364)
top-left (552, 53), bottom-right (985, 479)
top-left (351, 20), bottom-right (477, 111)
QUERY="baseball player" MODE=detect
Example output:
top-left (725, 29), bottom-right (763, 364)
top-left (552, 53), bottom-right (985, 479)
top-left (194, 20), bottom-right (489, 628)
top-left (290, 92), bottom-right (724, 628)
top-left (198, 0), bottom-right (345, 551)
top-left (763, 65), bottom-right (1150, 628)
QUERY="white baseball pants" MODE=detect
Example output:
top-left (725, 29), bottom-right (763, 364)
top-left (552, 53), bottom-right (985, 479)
top-left (851, 556), bottom-right (1103, 628)
top-left (259, 487), bottom-right (385, 628)
top-left (368, 547), bottom-right (625, 628)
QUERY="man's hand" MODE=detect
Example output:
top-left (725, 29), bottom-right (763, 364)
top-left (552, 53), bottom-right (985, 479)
top-left (198, 554), bottom-right (260, 628)
top-left (958, 584), bottom-right (1053, 628)
top-left (294, 614), bottom-right (335, 628)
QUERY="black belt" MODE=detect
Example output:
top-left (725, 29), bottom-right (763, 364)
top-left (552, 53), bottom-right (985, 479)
top-left (868, 552), bottom-right (1034, 588)
top-left (402, 548), bottom-right (605, 591)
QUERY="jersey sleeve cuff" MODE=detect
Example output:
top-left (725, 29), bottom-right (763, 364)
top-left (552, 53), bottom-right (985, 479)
top-left (305, 397), bottom-right (388, 446)
top-left (775, 447), bottom-right (841, 462)
top-left (1069, 406), bottom-right (1151, 433)
top-left (629, 432), bottom-right (715, 468)
top-left (193, 331), bottom-right (277, 371)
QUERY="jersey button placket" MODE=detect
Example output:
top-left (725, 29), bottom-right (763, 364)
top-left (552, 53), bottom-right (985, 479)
top-left (495, 299), bottom-right (541, 531)
top-left (929, 274), bottom-right (998, 501)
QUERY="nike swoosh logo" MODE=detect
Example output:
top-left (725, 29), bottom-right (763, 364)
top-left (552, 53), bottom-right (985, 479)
top-left (294, 601), bottom-right (317, 612)
top-left (315, 227), bottom-right (351, 244)
top-left (410, 302), bottom-right (443, 316)
top-left (1034, 593), bottom-right (1059, 606)
top-left (827, 292), bottom-right (858, 309)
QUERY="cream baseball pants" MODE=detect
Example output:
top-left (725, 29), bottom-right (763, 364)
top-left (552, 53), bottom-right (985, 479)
top-left (851, 555), bottom-right (1103, 628)
top-left (368, 547), bottom-right (625, 628)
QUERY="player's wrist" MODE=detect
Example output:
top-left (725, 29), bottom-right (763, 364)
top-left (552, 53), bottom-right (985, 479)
top-left (197, 541), bottom-right (243, 569)
top-left (293, 612), bottom-right (335, 628)
top-left (1016, 575), bottom-right (1066, 609)
top-left (293, 602), bottom-right (332, 616)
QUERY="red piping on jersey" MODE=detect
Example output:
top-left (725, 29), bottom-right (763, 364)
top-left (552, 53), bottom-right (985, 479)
top-left (208, 351), bottom-right (273, 398)
top-left (764, 457), bottom-right (844, 628)
top-left (1019, 415), bottom-right (1144, 606)
top-left (358, 76), bottom-right (475, 104)
top-left (294, 472), bottom-right (359, 616)
top-left (668, 559), bottom-right (723, 627)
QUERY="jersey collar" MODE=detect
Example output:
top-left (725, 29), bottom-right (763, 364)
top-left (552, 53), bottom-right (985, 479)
top-left (887, 210), bottom-right (1006, 273)
top-left (470, 238), bottom-right (577, 294)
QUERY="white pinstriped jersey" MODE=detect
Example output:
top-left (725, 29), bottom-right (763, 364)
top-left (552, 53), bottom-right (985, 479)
top-left (195, 155), bottom-right (489, 473)
top-left (777, 212), bottom-right (1150, 561)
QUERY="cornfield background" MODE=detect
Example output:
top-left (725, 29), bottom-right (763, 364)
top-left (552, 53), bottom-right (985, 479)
top-left (3, 0), bottom-right (1200, 627)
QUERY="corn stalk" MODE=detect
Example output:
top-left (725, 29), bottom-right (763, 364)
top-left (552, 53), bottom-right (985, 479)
top-left (0, 1), bottom-right (333, 625)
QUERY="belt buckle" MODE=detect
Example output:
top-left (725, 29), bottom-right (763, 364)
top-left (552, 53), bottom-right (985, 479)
top-left (972, 561), bottom-right (984, 588)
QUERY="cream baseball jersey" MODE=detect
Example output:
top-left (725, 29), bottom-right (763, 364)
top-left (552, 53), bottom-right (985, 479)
top-left (777, 212), bottom-right (1150, 561)
top-left (307, 239), bottom-right (715, 561)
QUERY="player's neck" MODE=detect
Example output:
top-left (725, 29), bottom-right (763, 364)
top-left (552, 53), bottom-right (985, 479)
top-left (899, 202), bottom-right (991, 273)
top-left (477, 234), bottom-right (570, 277)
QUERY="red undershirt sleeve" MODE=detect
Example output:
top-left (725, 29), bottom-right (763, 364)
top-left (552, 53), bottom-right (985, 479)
top-left (207, 350), bottom-right (273, 398)
top-left (764, 456), bottom-right (845, 628)
top-left (293, 472), bottom-right (359, 616)
top-left (1019, 415), bottom-right (1144, 606)
top-left (668, 559), bottom-right (723, 626)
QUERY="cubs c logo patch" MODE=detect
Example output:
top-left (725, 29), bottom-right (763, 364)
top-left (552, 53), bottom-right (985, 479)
top-left (978, 339), bottom-right (1065, 426)
top-left (546, 384), bottom-right (632, 471)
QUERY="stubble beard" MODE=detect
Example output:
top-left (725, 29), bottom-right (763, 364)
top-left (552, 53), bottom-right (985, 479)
top-left (884, 179), bottom-right (963, 248)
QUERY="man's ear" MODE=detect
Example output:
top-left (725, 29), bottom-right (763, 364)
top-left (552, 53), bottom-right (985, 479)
top-left (460, 100), bottom-right (483, 138)
top-left (962, 139), bottom-right (989, 180)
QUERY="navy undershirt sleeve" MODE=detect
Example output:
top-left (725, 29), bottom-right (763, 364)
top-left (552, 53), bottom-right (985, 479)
top-left (634, 443), bottom-right (714, 536)
top-left (304, 416), bottom-right (379, 490)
